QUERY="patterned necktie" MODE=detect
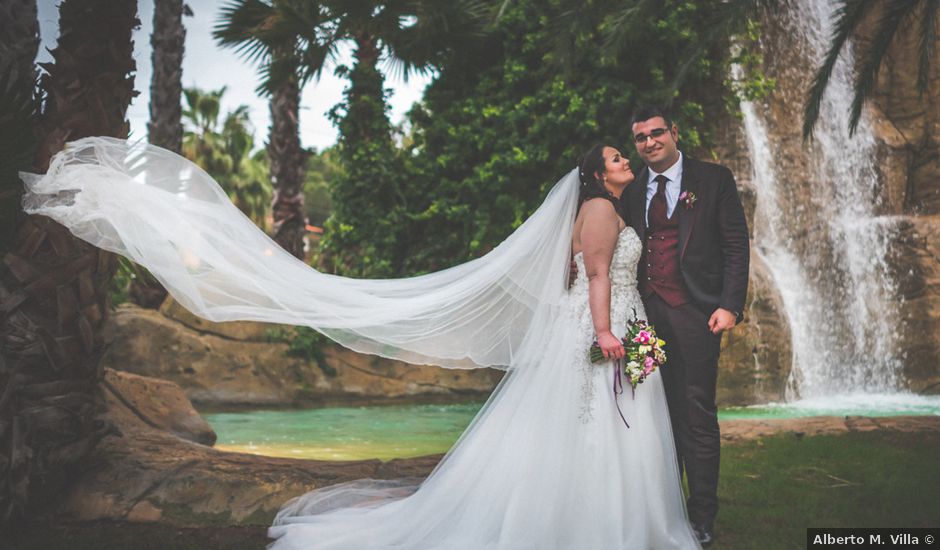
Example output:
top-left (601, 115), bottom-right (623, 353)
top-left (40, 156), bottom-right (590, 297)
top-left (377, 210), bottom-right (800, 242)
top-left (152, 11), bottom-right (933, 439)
top-left (649, 174), bottom-right (669, 226)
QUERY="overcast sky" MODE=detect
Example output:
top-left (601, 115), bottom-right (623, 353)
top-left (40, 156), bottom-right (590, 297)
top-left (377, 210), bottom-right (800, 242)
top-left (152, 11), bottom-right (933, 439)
top-left (36, 0), bottom-right (433, 152)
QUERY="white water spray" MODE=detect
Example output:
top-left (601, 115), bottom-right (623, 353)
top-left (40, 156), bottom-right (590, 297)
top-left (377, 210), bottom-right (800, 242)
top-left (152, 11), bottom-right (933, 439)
top-left (734, 0), bottom-right (904, 400)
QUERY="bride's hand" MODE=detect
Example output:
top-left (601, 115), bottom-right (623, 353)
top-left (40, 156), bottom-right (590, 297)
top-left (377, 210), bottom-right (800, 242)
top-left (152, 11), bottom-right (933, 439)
top-left (597, 331), bottom-right (625, 360)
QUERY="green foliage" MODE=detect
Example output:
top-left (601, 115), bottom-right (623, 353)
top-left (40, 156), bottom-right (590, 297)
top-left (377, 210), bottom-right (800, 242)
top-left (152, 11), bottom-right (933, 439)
top-left (304, 148), bottom-right (341, 228)
top-left (803, 0), bottom-right (937, 139)
top-left (315, 0), bottom-right (762, 277)
top-left (379, 0), bottom-right (725, 275)
top-left (317, 51), bottom-right (410, 277)
top-left (181, 86), bottom-right (272, 229)
top-left (725, 18), bottom-right (777, 112)
top-left (312, 0), bottom-right (489, 277)
top-left (264, 326), bottom-right (336, 377)
top-left (108, 256), bottom-right (165, 307)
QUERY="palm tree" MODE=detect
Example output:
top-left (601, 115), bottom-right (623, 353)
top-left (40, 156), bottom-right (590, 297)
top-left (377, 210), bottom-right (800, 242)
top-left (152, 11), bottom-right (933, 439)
top-left (181, 86), bottom-right (273, 229)
top-left (0, 0), bottom-right (40, 252)
top-left (313, 0), bottom-right (490, 276)
top-left (215, 0), bottom-right (489, 264)
top-left (147, 0), bottom-right (191, 152)
top-left (803, 0), bottom-right (939, 138)
top-left (0, 0), bottom-right (138, 522)
top-left (0, 0), bottom-right (41, 523)
top-left (133, 0), bottom-right (191, 309)
top-left (214, 0), bottom-right (335, 259)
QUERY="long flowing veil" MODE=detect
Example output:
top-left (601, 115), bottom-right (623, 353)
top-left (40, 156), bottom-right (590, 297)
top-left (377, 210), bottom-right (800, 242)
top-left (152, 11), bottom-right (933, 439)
top-left (20, 137), bottom-right (579, 371)
top-left (21, 138), bottom-right (704, 549)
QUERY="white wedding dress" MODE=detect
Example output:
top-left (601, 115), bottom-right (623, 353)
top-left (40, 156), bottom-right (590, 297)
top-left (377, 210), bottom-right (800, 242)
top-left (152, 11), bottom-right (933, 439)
top-left (267, 229), bottom-right (699, 549)
top-left (20, 138), bottom-right (699, 549)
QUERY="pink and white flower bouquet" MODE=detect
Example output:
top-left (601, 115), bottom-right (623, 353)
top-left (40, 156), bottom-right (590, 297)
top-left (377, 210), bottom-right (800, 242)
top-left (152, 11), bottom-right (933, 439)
top-left (589, 309), bottom-right (667, 389)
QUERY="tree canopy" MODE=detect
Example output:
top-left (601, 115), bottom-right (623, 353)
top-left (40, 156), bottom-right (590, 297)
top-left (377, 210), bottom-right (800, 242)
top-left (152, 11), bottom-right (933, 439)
top-left (318, 0), bottom-right (733, 277)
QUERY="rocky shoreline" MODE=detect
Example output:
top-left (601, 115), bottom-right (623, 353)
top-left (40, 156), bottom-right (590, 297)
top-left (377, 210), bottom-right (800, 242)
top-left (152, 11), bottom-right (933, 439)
top-left (51, 369), bottom-right (940, 529)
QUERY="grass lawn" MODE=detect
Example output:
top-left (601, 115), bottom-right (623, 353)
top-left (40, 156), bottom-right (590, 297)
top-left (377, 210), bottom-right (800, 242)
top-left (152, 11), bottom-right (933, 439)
top-left (715, 430), bottom-right (940, 549)
top-left (10, 429), bottom-right (939, 549)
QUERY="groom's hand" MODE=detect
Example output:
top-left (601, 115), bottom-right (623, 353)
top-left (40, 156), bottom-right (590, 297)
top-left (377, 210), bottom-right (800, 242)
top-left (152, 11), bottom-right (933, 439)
top-left (708, 308), bottom-right (737, 335)
top-left (568, 259), bottom-right (578, 288)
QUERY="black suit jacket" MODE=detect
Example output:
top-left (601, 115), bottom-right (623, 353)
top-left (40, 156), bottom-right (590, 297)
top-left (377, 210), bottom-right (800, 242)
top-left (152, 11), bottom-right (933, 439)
top-left (622, 155), bottom-right (750, 322)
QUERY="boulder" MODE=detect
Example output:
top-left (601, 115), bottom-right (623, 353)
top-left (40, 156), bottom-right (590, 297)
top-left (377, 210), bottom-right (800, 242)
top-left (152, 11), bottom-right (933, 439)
top-left (60, 374), bottom-right (442, 525)
top-left (103, 368), bottom-right (216, 446)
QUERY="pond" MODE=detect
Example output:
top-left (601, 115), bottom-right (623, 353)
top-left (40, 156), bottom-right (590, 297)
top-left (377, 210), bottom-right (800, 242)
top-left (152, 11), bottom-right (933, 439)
top-left (204, 393), bottom-right (940, 461)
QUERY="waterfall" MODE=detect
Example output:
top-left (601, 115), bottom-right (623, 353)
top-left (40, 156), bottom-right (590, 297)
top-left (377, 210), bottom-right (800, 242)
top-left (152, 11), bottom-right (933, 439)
top-left (734, 0), bottom-right (904, 400)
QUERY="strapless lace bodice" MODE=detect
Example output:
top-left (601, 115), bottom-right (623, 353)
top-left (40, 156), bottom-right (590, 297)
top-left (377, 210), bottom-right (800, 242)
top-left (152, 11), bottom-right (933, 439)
top-left (569, 227), bottom-right (644, 330)
top-left (566, 227), bottom-right (646, 422)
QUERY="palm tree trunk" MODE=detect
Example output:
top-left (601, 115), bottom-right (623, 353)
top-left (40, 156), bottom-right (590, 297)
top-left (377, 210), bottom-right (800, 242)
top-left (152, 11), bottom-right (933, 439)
top-left (0, 0), bottom-right (40, 250)
top-left (35, 0), bottom-right (139, 168)
top-left (135, 0), bottom-right (188, 308)
top-left (147, 0), bottom-right (186, 152)
top-left (0, 0), bottom-right (39, 79)
top-left (0, 0), bottom-right (138, 523)
top-left (268, 67), bottom-right (307, 260)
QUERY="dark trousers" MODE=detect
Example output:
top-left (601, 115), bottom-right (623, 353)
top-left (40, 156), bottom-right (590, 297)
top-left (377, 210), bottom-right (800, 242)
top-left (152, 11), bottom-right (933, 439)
top-left (643, 293), bottom-right (721, 528)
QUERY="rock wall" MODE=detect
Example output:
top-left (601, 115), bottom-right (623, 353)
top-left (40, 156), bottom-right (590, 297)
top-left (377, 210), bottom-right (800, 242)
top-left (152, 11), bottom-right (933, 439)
top-left (862, 6), bottom-right (940, 394)
top-left (100, 300), bottom-right (504, 408)
top-left (711, 90), bottom-right (792, 405)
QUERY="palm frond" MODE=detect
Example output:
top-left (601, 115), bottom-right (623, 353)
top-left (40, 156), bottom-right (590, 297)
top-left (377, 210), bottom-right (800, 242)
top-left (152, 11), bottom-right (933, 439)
top-left (600, 0), bottom-right (658, 58)
top-left (802, 0), bottom-right (876, 140)
top-left (917, 0), bottom-right (939, 92)
top-left (848, 0), bottom-right (920, 135)
top-left (213, 0), bottom-right (275, 67)
top-left (381, 0), bottom-right (491, 79)
top-left (256, 58), bottom-right (285, 96)
top-left (542, 4), bottom-right (583, 75)
top-left (299, 40), bottom-right (340, 85)
top-left (494, 0), bottom-right (513, 23)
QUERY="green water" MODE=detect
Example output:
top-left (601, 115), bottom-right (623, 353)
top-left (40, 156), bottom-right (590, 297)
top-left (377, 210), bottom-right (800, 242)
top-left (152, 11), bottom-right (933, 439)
top-left (205, 394), bottom-right (940, 461)
top-left (205, 402), bottom-right (484, 461)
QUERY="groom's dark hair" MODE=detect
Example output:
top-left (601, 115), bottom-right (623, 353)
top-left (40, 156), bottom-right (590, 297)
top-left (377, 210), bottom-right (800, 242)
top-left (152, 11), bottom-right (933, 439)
top-left (630, 105), bottom-right (673, 128)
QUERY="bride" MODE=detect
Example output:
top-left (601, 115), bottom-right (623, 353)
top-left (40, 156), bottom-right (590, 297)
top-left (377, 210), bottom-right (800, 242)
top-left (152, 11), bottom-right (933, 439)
top-left (22, 138), bottom-right (700, 549)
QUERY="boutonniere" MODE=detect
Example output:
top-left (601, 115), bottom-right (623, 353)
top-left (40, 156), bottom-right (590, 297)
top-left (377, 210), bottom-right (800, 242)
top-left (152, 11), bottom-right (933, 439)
top-left (679, 191), bottom-right (697, 209)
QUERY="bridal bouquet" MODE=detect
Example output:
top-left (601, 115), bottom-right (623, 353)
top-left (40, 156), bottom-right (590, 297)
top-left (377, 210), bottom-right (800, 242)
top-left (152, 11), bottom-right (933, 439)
top-left (589, 310), bottom-right (667, 389)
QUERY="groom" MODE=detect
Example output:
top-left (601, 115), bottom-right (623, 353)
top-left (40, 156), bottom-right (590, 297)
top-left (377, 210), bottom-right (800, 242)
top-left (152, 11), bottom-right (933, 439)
top-left (624, 106), bottom-right (749, 546)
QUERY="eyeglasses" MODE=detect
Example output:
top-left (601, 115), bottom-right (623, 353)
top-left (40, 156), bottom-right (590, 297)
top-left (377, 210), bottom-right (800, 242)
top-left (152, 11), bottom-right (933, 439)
top-left (633, 128), bottom-right (670, 144)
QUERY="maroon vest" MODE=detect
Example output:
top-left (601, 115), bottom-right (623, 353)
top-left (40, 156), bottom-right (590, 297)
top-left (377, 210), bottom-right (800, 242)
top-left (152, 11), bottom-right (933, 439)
top-left (639, 200), bottom-right (691, 307)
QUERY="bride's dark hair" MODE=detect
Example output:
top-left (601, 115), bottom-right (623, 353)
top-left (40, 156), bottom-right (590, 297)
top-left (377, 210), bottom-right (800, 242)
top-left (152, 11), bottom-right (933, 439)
top-left (577, 144), bottom-right (628, 223)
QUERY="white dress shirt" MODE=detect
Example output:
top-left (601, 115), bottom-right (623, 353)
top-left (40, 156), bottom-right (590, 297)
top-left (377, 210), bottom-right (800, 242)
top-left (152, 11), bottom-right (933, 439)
top-left (644, 151), bottom-right (683, 226)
